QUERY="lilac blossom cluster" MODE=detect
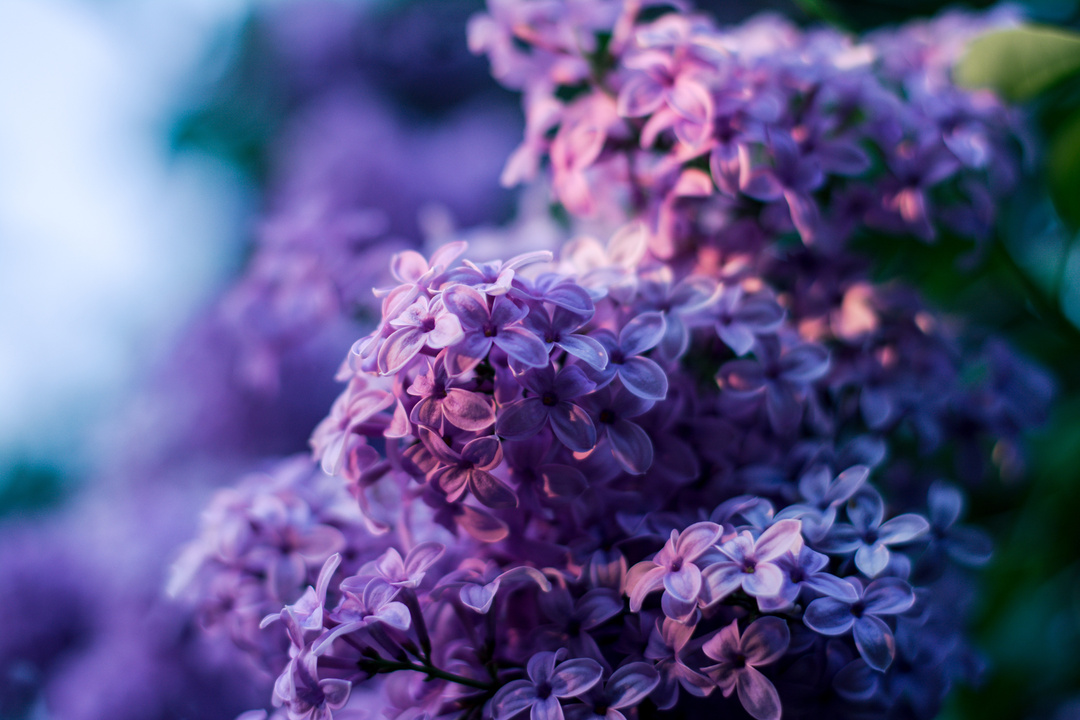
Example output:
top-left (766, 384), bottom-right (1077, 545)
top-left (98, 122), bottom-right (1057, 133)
top-left (472, 0), bottom-right (1026, 257)
top-left (171, 4), bottom-right (1054, 720)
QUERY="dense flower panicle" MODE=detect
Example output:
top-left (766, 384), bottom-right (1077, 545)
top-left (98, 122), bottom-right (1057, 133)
top-left (174, 3), bottom-right (1056, 720)
top-left (472, 0), bottom-right (1025, 259)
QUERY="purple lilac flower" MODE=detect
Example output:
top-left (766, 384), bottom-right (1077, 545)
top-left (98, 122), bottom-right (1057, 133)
top-left (564, 662), bottom-right (660, 720)
top-left (817, 489), bottom-right (930, 577)
top-left (442, 284), bottom-right (550, 375)
top-left (490, 650), bottom-right (604, 720)
top-left (407, 357), bottom-right (496, 432)
top-left (496, 365), bottom-right (598, 452)
top-left (701, 617), bottom-right (790, 720)
top-left (627, 521), bottom-right (722, 622)
top-left (586, 313), bottom-right (669, 401)
top-left (700, 519), bottom-right (803, 605)
top-left (757, 543), bottom-right (861, 612)
top-left (580, 383), bottom-right (655, 474)
top-left (803, 576), bottom-right (916, 671)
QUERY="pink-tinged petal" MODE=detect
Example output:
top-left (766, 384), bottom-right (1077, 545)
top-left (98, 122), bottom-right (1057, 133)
top-left (607, 662), bottom-right (660, 709)
top-left (877, 513), bottom-right (930, 545)
top-left (429, 240), bottom-right (469, 273)
top-left (862, 578), bottom-right (915, 615)
top-left (663, 564), bottom-right (703, 604)
top-left (619, 312), bottom-right (666, 356)
top-left (378, 327), bottom-right (426, 374)
top-left (785, 190), bottom-right (820, 243)
top-left (618, 357), bottom-right (668, 401)
top-left (557, 334), bottom-right (608, 371)
top-left (435, 466), bottom-right (471, 502)
top-left (675, 522), bottom-right (723, 561)
top-left (497, 398), bottom-right (549, 439)
top-left (735, 666), bottom-right (782, 720)
top-left (702, 618), bottom-right (741, 663)
top-left (390, 250), bottom-right (430, 284)
top-left (803, 596), bottom-right (855, 635)
top-left (443, 284), bottom-right (491, 328)
top-left (495, 326), bottom-right (551, 367)
top-left (320, 678), bottom-right (352, 710)
top-left (550, 403), bottom-right (597, 453)
top-left (492, 679), bottom-right (538, 720)
top-left (741, 617), bottom-right (790, 666)
top-left (551, 659), bottom-right (604, 697)
top-left (617, 74), bottom-right (665, 117)
top-left (741, 563), bottom-right (783, 597)
top-left (852, 615), bottom-right (895, 672)
top-left (718, 359), bottom-right (765, 392)
top-left (458, 505), bottom-right (510, 543)
top-left (461, 436), bottom-right (503, 468)
top-left (469, 470), bottom-right (519, 509)
top-left (754, 519), bottom-right (802, 562)
top-left (428, 313), bottom-right (464, 348)
top-left (460, 583), bottom-right (497, 614)
top-left (540, 464), bottom-right (587, 499)
top-left (532, 696), bottom-right (564, 720)
top-left (442, 388), bottom-right (496, 431)
top-left (628, 563), bottom-right (667, 612)
top-left (608, 419), bottom-right (653, 475)
top-left (403, 542), bottom-right (444, 578)
top-left (667, 77), bottom-right (712, 126)
top-left (700, 562), bottom-right (743, 607)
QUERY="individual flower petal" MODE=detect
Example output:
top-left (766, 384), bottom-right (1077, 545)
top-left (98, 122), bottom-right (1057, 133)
top-left (852, 615), bottom-right (895, 672)
top-left (803, 596), bottom-right (856, 635)
top-left (735, 666), bottom-right (782, 720)
top-left (618, 357), bottom-right (668, 401)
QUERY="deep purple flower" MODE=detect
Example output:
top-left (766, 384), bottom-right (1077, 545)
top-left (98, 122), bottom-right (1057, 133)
top-left (537, 588), bottom-right (624, 663)
top-left (924, 481), bottom-right (992, 567)
top-left (564, 662), bottom-right (660, 720)
top-left (702, 617), bottom-right (790, 720)
top-left (490, 650), bottom-right (604, 720)
top-left (442, 284), bottom-right (549, 375)
top-left (739, 130), bottom-right (824, 243)
top-left (817, 489), bottom-right (929, 576)
top-left (587, 312), bottom-right (668, 401)
top-left (580, 384), bottom-right (655, 474)
top-left (644, 617), bottom-right (715, 709)
top-left (803, 576), bottom-right (915, 671)
top-left (496, 365), bottom-right (597, 452)
top-left (423, 431), bottom-right (517, 509)
top-left (712, 287), bottom-right (785, 357)
top-left (524, 305), bottom-right (608, 371)
top-left (717, 336), bottom-right (829, 435)
top-left (700, 519), bottom-right (802, 605)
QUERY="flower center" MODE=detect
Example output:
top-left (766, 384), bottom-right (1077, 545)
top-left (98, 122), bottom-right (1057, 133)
top-left (535, 682), bottom-right (554, 700)
top-left (541, 392), bottom-right (558, 407)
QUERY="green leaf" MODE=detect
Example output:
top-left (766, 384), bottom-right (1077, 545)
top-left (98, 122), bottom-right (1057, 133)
top-left (1048, 109), bottom-right (1080, 231)
top-left (955, 25), bottom-right (1080, 101)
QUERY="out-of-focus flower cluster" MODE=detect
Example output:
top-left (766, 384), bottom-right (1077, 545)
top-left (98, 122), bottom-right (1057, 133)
top-left (168, 4), bottom-right (1054, 720)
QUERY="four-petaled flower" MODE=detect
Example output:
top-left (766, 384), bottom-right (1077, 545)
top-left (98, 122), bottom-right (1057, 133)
top-left (803, 576), bottom-right (916, 671)
top-left (491, 650), bottom-right (604, 720)
top-left (497, 365), bottom-right (598, 452)
top-left (701, 519), bottom-right (803, 606)
top-left (701, 617), bottom-right (790, 720)
top-left (627, 521), bottom-right (722, 622)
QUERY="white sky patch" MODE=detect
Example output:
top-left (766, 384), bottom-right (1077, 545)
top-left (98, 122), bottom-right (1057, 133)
top-left (0, 0), bottom-right (255, 471)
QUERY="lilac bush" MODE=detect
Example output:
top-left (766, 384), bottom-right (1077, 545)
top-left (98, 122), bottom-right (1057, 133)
top-left (169, 3), bottom-right (1057, 720)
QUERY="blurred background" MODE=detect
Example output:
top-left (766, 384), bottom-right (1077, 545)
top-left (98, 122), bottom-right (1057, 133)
top-left (3, 0), bottom-right (1080, 718)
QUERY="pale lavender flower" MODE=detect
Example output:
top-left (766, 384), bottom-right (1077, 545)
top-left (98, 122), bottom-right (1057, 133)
top-left (442, 284), bottom-right (550, 375)
top-left (817, 489), bottom-right (929, 577)
top-left (586, 313), bottom-right (668, 401)
top-left (700, 519), bottom-right (803, 605)
top-left (627, 521), bottom-right (722, 621)
top-left (377, 294), bottom-right (463, 375)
